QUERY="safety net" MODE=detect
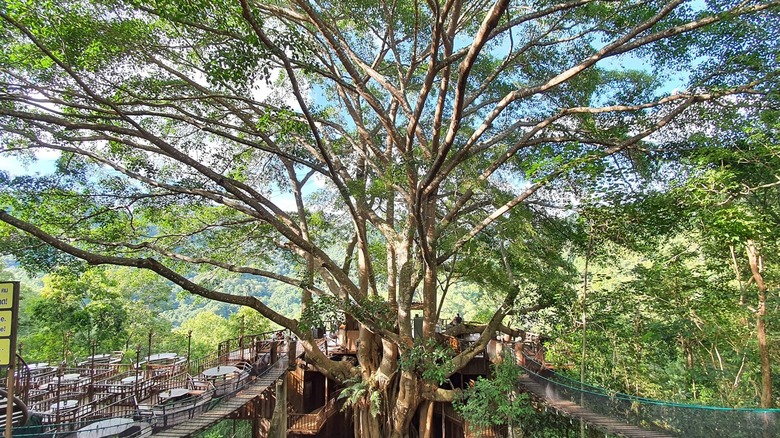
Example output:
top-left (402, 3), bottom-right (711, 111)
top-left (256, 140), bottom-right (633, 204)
top-left (520, 357), bottom-right (780, 437)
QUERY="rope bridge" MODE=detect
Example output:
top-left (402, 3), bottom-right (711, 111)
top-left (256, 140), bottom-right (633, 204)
top-left (518, 355), bottom-right (780, 437)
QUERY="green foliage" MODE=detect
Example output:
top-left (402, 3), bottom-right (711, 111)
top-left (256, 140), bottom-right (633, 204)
top-left (197, 419), bottom-right (253, 438)
top-left (181, 307), bottom-right (232, 336)
top-left (398, 339), bottom-right (454, 385)
top-left (19, 268), bottom-right (130, 361)
top-left (10, 263), bottom-right (274, 363)
top-left (0, 0), bottom-right (778, 430)
top-left (548, 234), bottom-right (759, 404)
top-left (298, 296), bottom-right (342, 333)
top-left (541, 102), bottom-right (780, 408)
top-left (439, 283), bottom-right (492, 323)
top-left (455, 352), bottom-right (532, 431)
top-left (300, 294), bottom-right (396, 333)
top-left (348, 295), bottom-right (396, 331)
top-left (338, 376), bottom-right (383, 417)
top-left (227, 306), bottom-right (272, 336)
top-left (175, 310), bottom-right (237, 359)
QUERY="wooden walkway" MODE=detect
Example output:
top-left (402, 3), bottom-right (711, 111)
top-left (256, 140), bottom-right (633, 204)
top-left (518, 375), bottom-right (677, 438)
top-left (151, 358), bottom-right (288, 438)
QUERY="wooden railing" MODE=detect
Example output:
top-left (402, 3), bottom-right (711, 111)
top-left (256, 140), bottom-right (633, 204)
top-left (215, 330), bottom-right (288, 364)
top-left (288, 370), bottom-right (304, 397)
top-left (0, 388), bottom-right (28, 429)
top-left (140, 389), bottom-right (214, 429)
top-left (287, 390), bottom-right (343, 434)
top-left (29, 393), bottom-right (139, 434)
top-left (6, 332), bottom-right (291, 437)
top-left (435, 401), bottom-right (505, 438)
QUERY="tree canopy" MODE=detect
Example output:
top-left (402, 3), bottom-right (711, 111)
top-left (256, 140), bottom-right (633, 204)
top-left (1, 0), bottom-right (778, 436)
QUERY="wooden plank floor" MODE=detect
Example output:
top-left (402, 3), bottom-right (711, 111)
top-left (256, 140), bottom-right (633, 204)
top-left (152, 359), bottom-right (288, 438)
top-left (518, 375), bottom-right (677, 438)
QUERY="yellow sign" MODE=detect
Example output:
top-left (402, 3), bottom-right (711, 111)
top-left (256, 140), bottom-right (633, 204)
top-left (0, 283), bottom-right (13, 309)
top-left (0, 338), bottom-right (9, 365)
top-left (0, 282), bottom-right (18, 365)
top-left (0, 311), bottom-right (11, 337)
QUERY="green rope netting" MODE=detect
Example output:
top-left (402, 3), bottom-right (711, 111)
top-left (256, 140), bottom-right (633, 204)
top-left (520, 360), bottom-right (780, 437)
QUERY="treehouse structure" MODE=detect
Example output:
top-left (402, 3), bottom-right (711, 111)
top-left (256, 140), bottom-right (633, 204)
top-left (2, 322), bottom-right (521, 438)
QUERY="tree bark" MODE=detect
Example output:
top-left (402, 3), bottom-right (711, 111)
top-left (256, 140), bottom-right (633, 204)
top-left (419, 399), bottom-right (434, 438)
top-left (746, 240), bottom-right (773, 408)
top-left (393, 371), bottom-right (421, 437)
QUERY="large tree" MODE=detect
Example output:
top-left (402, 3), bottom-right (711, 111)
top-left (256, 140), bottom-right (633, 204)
top-left (0, 0), bottom-right (778, 436)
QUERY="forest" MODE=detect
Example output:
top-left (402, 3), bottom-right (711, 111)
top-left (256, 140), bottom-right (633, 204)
top-left (0, 0), bottom-right (778, 436)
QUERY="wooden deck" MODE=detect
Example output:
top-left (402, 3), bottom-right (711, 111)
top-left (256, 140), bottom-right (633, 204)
top-left (518, 375), bottom-right (677, 438)
top-left (151, 358), bottom-right (288, 438)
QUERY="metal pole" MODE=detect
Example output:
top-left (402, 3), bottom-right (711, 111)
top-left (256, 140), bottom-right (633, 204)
top-left (147, 331), bottom-right (153, 377)
top-left (4, 362), bottom-right (15, 437)
top-left (3, 283), bottom-right (20, 438)
top-left (55, 369), bottom-right (62, 425)
top-left (187, 330), bottom-right (193, 374)
top-left (580, 227), bottom-right (593, 438)
top-left (135, 345), bottom-right (141, 401)
top-left (63, 331), bottom-right (71, 368)
top-left (14, 346), bottom-right (26, 406)
top-left (240, 315), bottom-right (245, 360)
top-left (15, 343), bottom-right (22, 395)
top-left (90, 340), bottom-right (97, 402)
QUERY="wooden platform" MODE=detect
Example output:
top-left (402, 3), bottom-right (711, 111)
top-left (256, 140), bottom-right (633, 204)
top-left (151, 358), bottom-right (288, 438)
top-left (517, 374), bottom-right (677, 438)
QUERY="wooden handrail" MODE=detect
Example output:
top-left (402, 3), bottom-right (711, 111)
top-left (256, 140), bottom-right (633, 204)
top-left (287, 389), bottom-right (343, 432)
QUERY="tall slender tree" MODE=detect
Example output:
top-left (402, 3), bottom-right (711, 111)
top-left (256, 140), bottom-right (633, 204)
top-left (679, 111), bottom-right (780, 407)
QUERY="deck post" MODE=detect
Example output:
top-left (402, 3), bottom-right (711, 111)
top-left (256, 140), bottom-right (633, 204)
top-left (287, 340), bottom-right (297, 370)
top-left (252, 398), bottom-right (261, 438)
top-left (267, 375), bottom-right (288, 438)
top-left (270, 341), bottom-right (278, 365)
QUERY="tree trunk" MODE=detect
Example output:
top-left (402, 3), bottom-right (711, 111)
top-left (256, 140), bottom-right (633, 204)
top-left (354, 404), bottom-right (383, 438)
top-left (416, 400), bottom-right (429, 438)
top-left (391, 371), bottom-right (422, 438)
top-left (746, 240), bottom-right (773, 408)
top-left (347, 365), bottom-right (424, 438)
top-left (730, 243), bottom-right (745, 305)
